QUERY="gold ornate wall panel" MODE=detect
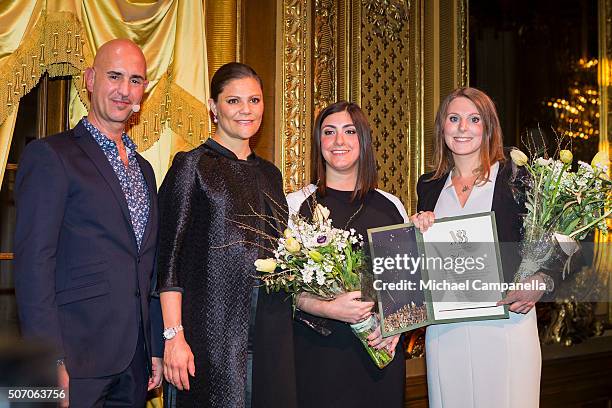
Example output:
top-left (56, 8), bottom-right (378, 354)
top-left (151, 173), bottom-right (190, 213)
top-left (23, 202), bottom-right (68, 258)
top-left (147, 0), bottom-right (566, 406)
top-left (314, 0), bottom-right (337, 115)
top-left (360, 0), bottom-right (415, 211)
top-left (276, 0), bottom-right (465, 209)
top-left (440, 0), bottom-right (469, 92)
top-left (308, 0), bottom-right (425, 211)
top-left (277, 0), bottom-right (312, 192)
top-left (206, 0), bottom-right (241, 141)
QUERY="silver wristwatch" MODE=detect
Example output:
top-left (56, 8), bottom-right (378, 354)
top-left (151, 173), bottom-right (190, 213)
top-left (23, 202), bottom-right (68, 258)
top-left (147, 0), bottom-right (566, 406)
top-left (162, 324), bottom-right (184, 340)
top-left (538, 273), bottom-right (555, 294)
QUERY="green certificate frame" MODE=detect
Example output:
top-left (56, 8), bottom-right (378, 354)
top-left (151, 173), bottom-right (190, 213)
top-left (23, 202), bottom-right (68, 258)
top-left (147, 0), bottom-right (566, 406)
top-left (366, 211), bottom-right (509, 337)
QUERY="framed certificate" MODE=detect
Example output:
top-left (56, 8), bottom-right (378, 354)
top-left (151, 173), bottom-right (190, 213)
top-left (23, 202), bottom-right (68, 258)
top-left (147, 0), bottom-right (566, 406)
top-left (365, 211), bottom-right (509, 337)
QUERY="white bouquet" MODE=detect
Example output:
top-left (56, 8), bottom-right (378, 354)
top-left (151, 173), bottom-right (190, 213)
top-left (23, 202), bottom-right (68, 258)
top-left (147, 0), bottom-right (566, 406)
top-left (510, 148), bottom-right (611, 282)
top-left (254, 203), bottom-right (394, 368)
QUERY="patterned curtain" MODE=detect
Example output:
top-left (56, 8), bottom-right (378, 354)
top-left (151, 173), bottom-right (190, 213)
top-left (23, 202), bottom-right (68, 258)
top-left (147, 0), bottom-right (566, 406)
top-left (0, 0), bottom-right (209, 186)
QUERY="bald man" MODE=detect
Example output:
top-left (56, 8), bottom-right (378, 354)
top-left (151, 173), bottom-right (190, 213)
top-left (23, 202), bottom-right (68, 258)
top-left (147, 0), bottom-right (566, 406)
top-left (14, 39), bottom-right (163, 407)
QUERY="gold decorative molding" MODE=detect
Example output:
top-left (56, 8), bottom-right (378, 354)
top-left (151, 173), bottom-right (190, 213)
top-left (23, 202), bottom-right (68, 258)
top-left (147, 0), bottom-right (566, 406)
top-left (236, 0), bottom-right (243, 63)
top-left (363, 0), bottom-right (409, 42)
top-left (422, 0), bottom-right (468, 174)
top-left (277, 0), bottom-right (312, 192)
top-left (456, 0), bottom-right (469, 87)
top-left (337, 0), bottom-right (361, 104)
top-left (314, 0), bottom-right (337, 115)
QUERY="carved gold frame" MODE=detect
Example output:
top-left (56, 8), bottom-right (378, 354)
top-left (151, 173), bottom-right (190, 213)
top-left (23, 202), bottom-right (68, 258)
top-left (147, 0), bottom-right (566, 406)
top-left (276, 0), bottom-right (312, 193)
top-left (314, 0), bottom-right (337, 115)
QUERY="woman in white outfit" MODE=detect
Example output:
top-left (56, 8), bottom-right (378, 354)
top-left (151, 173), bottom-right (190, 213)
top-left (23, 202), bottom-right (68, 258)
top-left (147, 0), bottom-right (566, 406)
top-left (412, 87), bottom-right (552, 408)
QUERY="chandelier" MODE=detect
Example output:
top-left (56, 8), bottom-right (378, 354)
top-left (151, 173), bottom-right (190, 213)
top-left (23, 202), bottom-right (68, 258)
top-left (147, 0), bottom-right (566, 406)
top-left (544, 58), bottom-right (600, 140)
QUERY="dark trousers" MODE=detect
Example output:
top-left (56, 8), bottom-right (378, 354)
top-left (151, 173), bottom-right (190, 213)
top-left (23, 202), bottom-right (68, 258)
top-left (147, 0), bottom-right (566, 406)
top-left (69, 329), bottom-right (147, 407)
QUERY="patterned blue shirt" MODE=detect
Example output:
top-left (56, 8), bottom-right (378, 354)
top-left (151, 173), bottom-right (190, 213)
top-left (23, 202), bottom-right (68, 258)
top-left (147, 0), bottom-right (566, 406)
top-left (83, 118), bottom-right (150, 250)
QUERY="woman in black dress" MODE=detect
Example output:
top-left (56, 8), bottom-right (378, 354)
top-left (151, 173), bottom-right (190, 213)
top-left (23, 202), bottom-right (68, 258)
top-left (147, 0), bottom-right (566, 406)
top-left (287, 101), bottom-right (407, 407)
top-left (157, 63), bottom-right (297, 408)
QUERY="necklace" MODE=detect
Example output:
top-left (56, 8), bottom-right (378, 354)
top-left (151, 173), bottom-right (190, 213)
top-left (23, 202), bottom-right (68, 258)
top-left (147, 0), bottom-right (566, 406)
top-left (452, 166), bottom-right (481, 194)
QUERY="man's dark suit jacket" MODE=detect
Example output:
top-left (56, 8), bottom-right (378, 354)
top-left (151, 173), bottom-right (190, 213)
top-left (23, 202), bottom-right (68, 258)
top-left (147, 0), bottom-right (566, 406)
top-left (416, 159), bottom-right (524, 284)
top-left (14, 120), bottom-right (163, 378)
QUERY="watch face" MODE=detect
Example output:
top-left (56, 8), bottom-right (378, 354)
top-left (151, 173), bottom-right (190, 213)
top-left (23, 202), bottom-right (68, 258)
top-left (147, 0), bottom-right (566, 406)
top-left (163, 328), bottom-right (175, 340)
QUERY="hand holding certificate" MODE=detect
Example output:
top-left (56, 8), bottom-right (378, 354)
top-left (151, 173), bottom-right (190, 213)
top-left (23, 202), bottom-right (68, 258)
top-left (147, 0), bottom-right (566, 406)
top-left (366, 211), bottom-right (526, 337)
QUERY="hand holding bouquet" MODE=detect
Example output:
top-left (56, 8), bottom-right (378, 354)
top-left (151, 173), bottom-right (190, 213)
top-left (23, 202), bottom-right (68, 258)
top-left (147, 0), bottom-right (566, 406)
top-left (510, 148), bottom-right (611, 282)
top-left (254, 203), bottom-right (394, 368)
